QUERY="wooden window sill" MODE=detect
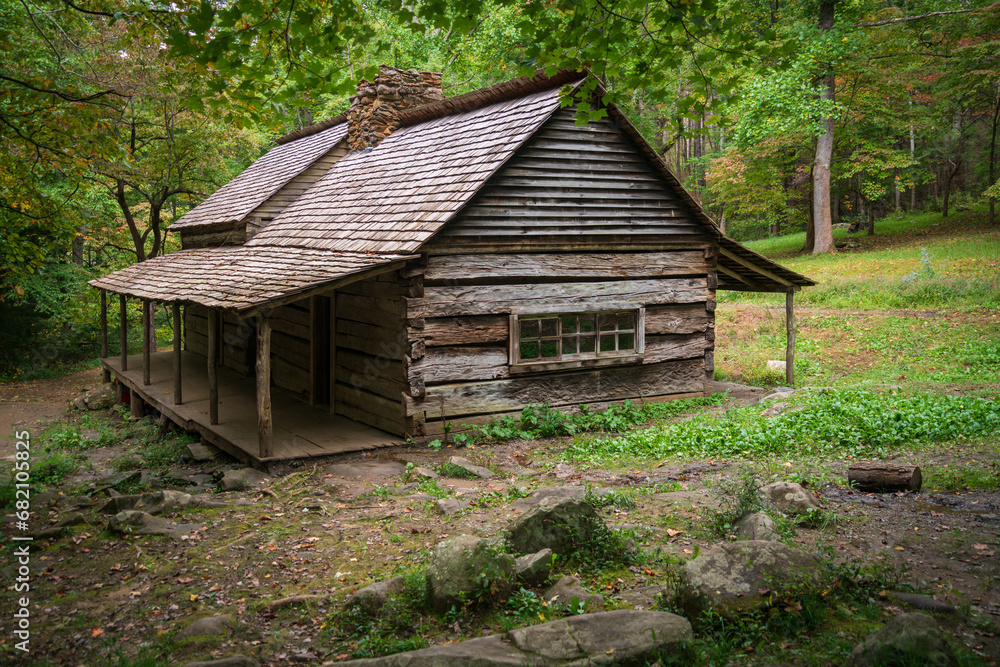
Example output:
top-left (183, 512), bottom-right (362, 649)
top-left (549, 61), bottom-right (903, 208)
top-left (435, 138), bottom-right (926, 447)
top-left (509, 354), bottom-right (644, 375)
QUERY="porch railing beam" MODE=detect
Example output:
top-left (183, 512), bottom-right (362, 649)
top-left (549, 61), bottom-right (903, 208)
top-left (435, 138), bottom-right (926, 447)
top-left (208, 309), bottom-right (219, 425)
top-left (172, 302), bottom-right (182, 405)
top-left (142, 299), bottom-right (151, 386)
top-left (256, 313), bottom-right (273, 458)
top-left (119, 294), bottom-right (128, 371)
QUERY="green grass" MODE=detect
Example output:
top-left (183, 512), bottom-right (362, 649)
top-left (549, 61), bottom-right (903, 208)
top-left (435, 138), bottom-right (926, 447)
top-left (560, 389), bottom-right (1000, 466)
top-left (727, 207), bottom-right (1000, 312)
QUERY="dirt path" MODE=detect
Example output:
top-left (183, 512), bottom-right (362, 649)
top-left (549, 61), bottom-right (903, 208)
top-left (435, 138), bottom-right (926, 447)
top-left (0, 367), bottom-right (100, 459)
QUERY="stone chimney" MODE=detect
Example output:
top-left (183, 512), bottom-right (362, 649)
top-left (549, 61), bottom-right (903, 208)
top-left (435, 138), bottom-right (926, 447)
top-left (347, 66), bottom-right (444, 151)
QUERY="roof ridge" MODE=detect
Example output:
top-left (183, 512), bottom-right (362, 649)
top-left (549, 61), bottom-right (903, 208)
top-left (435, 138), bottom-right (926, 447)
top-left (276, 112), bottom-right (348, 145)
top-left (396, 68), bottom-right (586, 128)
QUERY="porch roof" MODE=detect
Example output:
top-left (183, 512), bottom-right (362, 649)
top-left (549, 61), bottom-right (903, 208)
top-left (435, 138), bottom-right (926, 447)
top-left (88, 246), bottom-right (414, 313)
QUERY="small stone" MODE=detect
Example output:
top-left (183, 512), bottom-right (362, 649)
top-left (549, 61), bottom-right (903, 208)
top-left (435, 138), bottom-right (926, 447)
top-left (766, 360), bottom-right (787, 373)
top-left (54, 512), bottom-right (88, 528)
top-left (761, 481), bottom-right (824, 520)
top-left (435, 498), bottom-right (469, 516)
top-left (447, 456), bottom-right (494, 479)
top-left (99, 495), bottom-right (141, 514)
top-left (187, 441), bottom-right (223, 462)
top-left (180, 656), bottom-right (259, 667)
top-left (514, 549), bottom-right (553, 587)
top-left (510, 486), bottom-right (586, 510)
top-left (761, 402), bottom-right (796, 417)
top-left (176, 614), bottom-right (236, 640)
top-left (734, 512), bottom-right (778, 541)
top-left (81, 383), bottom-right (117, 410)
top-left (218, 468), bottom-right (269, 492)
top-left (345, 576), bottom-right (406, 616)
top-left (403, 493), bottom-right (436, 503)
top-left (31, 526), bottom-right (67, 540)
top-left (848, 612), bottom-right (957, 666)
top-left (411, 467), bottom-right (439, 480)
top-left (427, 535), bottom-right (514, 611)
top-left (891, 592), bottom-right (959, 615)
top-left (507, 497), bottom-right (603, 556)
top-left (543, 576), bottom-right (605, 612)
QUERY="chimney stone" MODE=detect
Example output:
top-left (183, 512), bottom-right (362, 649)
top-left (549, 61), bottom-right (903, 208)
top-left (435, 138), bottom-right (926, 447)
top-left (347, 66), bottom-right (444, 151)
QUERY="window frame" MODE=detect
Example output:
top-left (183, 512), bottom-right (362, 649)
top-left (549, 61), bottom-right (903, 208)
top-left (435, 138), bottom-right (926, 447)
top-left (509, 304), bottom-right (645, 374)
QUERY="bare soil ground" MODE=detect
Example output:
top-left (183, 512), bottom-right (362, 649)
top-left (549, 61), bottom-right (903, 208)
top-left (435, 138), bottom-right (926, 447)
top-left (0, 373), bottom-right (997, 666)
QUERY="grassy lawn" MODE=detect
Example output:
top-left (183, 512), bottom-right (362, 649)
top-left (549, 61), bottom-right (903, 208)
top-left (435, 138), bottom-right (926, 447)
top-left (715, 206), bottom-right (1000, 393)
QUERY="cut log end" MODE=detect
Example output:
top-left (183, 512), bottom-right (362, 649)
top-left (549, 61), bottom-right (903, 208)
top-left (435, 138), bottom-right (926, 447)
top-left (847, 463), bottom-right (922, 492)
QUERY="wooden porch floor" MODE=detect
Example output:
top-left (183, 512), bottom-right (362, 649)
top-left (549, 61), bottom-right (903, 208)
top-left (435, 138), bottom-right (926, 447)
top-left (104, 351), bottom-right (400, 465)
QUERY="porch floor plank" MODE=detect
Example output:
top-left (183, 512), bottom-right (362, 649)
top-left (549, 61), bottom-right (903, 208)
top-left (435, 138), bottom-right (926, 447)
top-left (104, 351), bottom-right (399, 464)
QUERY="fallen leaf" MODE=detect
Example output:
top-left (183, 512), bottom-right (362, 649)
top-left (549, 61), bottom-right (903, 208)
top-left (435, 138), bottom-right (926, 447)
top-left (665, 528), bottom-right (683, 537)
top-left (189, 594), bottom-right (198, 602)
top-left (91, 628), bottom-right (104, 638)
top-left (177, 577), bottom-right (193, 584)
top-left (973, 544), bottom-right (989, 550)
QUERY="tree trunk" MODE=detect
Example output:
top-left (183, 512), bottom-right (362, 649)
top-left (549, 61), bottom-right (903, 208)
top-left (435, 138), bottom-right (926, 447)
top-left (811, 0), bottom-right (839, 255)
top-left (989, 89), bottom-right (999, 226)
top-left (803, 165), bottom-right (816, 252)
top-left (848, 463), bottom-right (922, 492)
top-left (943, 158), bottom-right (961, 218)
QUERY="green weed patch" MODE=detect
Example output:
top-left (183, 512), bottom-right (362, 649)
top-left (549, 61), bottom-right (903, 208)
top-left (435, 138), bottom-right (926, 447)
top-left (562, 390), bottom-right (1000, 465)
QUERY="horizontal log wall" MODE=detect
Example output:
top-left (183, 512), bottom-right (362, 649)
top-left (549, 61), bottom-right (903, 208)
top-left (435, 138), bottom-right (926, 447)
top-left (426, 109), bottom-right (713, 252)
top-left (334, 272), bottom-right (410, 436)
top-left (179, 222), bottom-right (247, 250)
top-left (270, 302), bottom-right (312, 399)
top-left (406, 250), bottom-right (715, 431)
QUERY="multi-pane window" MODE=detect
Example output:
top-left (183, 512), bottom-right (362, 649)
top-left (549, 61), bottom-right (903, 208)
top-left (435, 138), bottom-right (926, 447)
top-left (515, 310), bottom-right (640, 364)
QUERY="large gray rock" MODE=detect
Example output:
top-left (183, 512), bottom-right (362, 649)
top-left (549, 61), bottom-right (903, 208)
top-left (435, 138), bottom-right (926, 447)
top-left (447, 456), bottom-right (495, 479)
top-left (427, 535), bottom-right (515, 611)
top-left (514, 549), bottom-right (553, 587)
top-left (81, 383), bottom-right (117, 411)
top-left (761, 481), bottom-right (823, 517)
top-left (133, 490), bottom-right (228, 515)
top-left (219, 469), bottom-right (269, 492)
top-left (543, 576), bottom-right (605, 613)
top-left (345, 576), bottom-right (406, 616)
top-left (176, 614), bottom-right (236, 639)
top-left (848, 613), bottom-right (957, 667)
top-left (510, 486), bottom-right (586, 510)
top-left (677, 540), bottom-right (822, 617)
top-left (99, 495), bottom-right (141, 514)
top-left (108, 510), bottom-right (196, 539)
top-left (332, 610), bottom-right (692, 666)
top-left (434, 498), bottom-right (469, 516)
top-left (507, 497), bottom-right (603, 556)
top-left (180, 657), bottom-right (259, 667)
top-left (734, 511), bottom-right (778, 541)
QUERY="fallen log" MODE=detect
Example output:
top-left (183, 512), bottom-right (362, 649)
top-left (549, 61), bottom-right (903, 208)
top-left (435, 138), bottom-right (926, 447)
top-left (848, 463), bottom-right (922, 492)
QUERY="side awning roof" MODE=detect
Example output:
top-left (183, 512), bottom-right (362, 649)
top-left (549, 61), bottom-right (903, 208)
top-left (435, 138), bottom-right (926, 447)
top-left (716, 237), bottom-right (816, 292)
top-left (89, 247), bottom-right (415, 315)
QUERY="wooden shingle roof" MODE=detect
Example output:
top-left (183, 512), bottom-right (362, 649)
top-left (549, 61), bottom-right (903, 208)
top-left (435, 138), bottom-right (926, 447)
top-left (171, 123), bottom-right (347, 230)
top-left (90, 247), bottom-right (413, 312)
top-left (245, 83), bottom-right (579, 254)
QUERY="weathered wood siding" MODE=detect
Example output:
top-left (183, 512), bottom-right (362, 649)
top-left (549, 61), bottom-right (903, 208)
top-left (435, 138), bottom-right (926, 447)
top-left (246, 143), bottom-right (349, 239)
top-left (426, 108), bottom-right (713, 252)
top-left (184, 305), bottom-right (253, 374)
top-left (405, 251), bottom-right (716, 434)
top-left (333, 272), bottom-right (410, 436)
top-left (269, 302), bottom-right (312, 399)
top-left (179, 222), bottom-right (247, 250)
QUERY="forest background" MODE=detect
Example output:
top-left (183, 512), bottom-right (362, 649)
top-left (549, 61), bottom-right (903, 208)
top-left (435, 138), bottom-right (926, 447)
top-left (1, 0), bottom-right (998, 381)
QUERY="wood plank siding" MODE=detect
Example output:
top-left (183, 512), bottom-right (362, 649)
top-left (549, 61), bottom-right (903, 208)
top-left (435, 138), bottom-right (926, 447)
top-left (333, 272), bottom-right (410, 436)
top-left (426, 108), bottom-right (713, 252)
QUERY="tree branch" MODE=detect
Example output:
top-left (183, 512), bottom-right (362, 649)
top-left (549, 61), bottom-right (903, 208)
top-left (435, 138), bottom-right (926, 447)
top-left (857, 8), bottom-right (980, 28)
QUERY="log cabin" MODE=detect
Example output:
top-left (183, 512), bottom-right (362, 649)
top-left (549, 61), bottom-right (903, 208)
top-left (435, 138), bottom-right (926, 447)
top-left (90, 67), bottom-right (815, 464)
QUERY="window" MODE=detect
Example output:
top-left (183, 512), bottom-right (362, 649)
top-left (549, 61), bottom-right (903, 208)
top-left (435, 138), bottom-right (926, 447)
top-left (511, 308), bottom-right (644, 371)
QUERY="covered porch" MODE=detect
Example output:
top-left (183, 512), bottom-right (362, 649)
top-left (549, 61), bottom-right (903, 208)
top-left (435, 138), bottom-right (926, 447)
top-left (105, 350), bottom-right (398, 463)
top-left (89, 245), bottom-right (416, 464)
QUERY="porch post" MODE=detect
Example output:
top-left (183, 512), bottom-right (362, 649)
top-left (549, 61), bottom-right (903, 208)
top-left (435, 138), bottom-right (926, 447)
top-left (142, 299), bottom-right (151, 386)
top-left (100, 290), bottom-right (110, 383)
top-left (785, 289), bottom-right (796, 386)
top-left (172, 302), bottom-right (182, 405)
top-left (309, 295), bottom-right (318, 407)
top-left (208, 309), bottom-right (219, 425)
top-left (329, 293), bottom-right (337, 415)
top-left (119, 294), bottom-right (128, 371)
top-left (256, 313), bottom-right (273, 458)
